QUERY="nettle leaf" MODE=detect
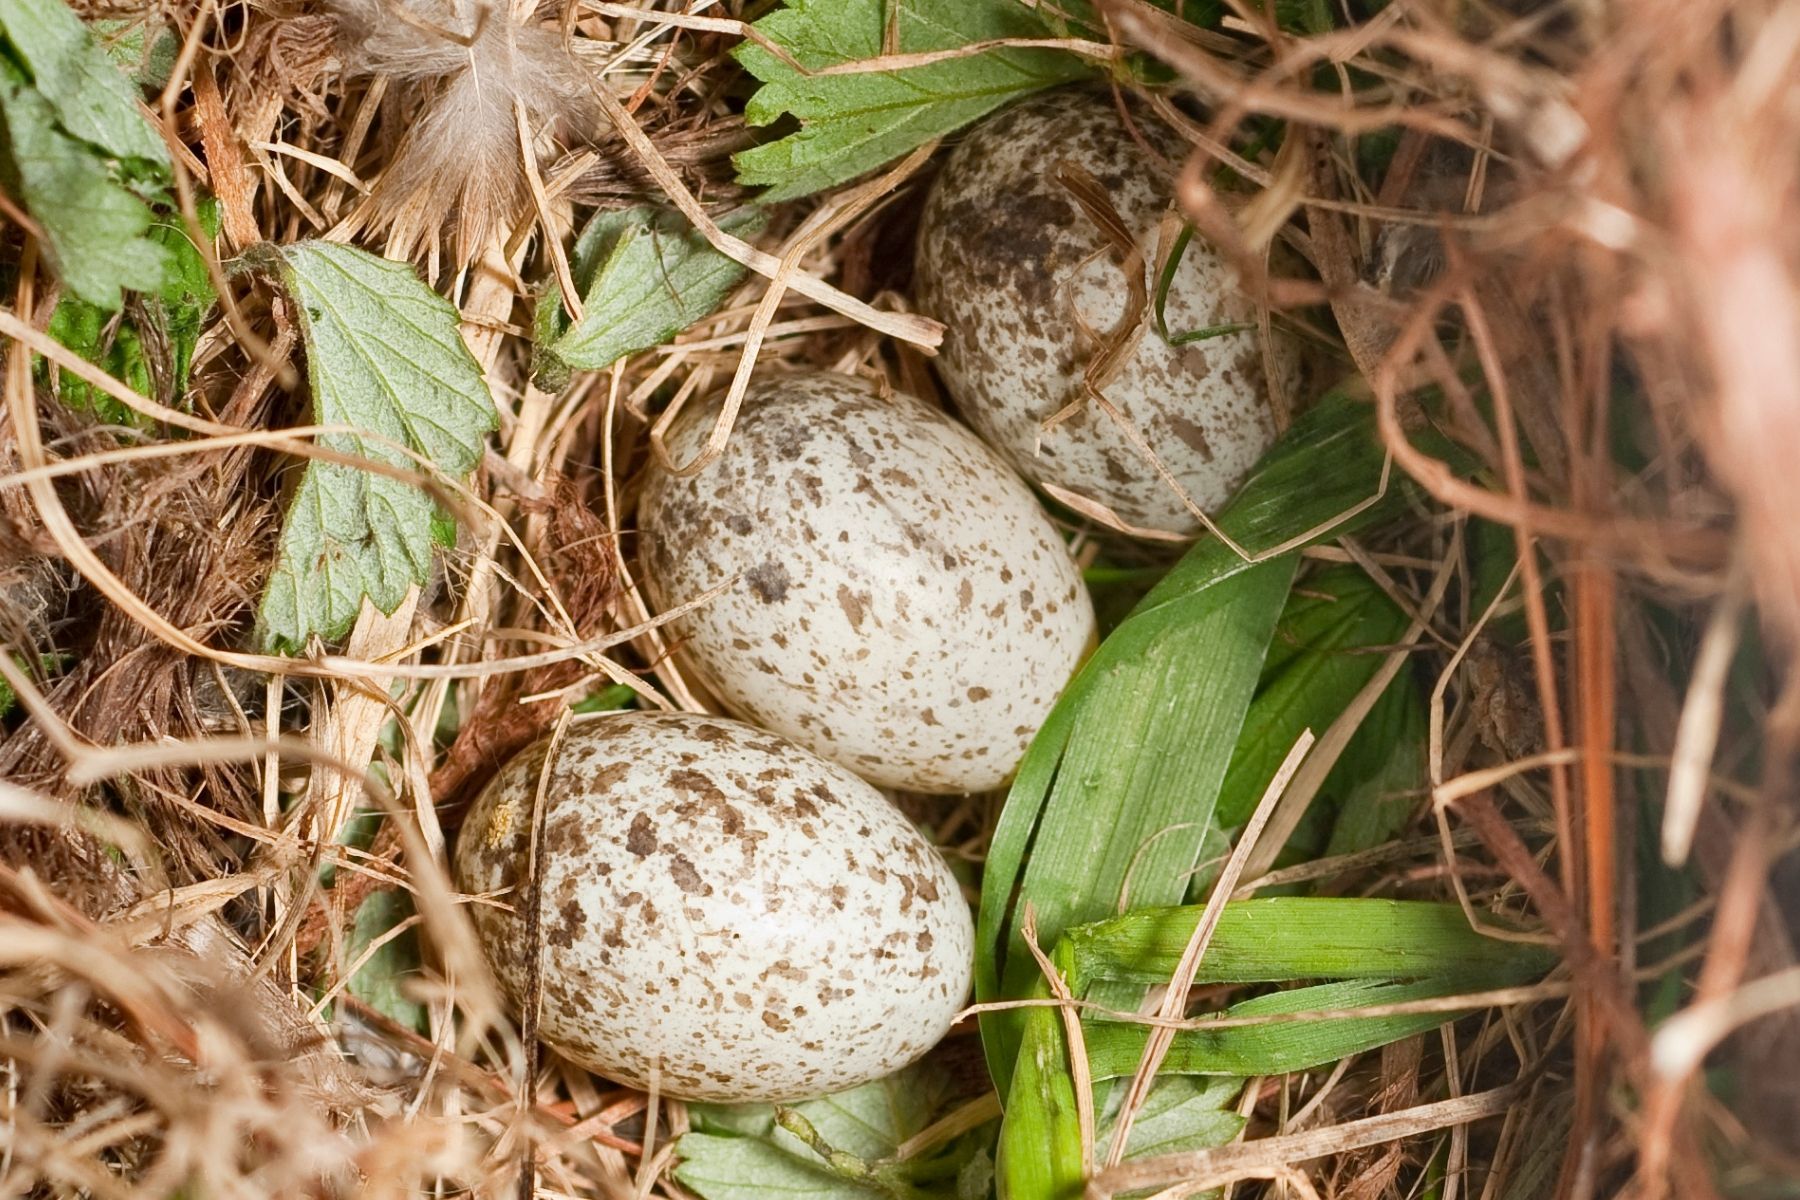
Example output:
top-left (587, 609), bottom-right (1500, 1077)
top-left (0, 0), bottom-right (174, 309)
top-left (0, 69), bottom-right (167, 308)
top-left (675, 1062), bottom-right (990, 1200)
top-left (734, 0), bottom-right (1093, 202)
top-left (44, 197), bottom-right (220, 422)
top-left (255, 241), bottom-right (495, 653)
top-left (1097, 1075), bottom-right (1243, 1160)
top-left (90, 17), bottom-right (179, 91)
top-left (533, 205), bottom-right (762, 388)
top-left (0, 0), bottom-right (168, 166)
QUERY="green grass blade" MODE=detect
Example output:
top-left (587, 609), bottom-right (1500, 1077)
top-left (1323, 676), bottom-right (1427, 857)
top-left (997, 556), bottom-right (1296, 992)
top-left (997, 942), bottom-right (1087, 1200)
top-left (1064, 898), bottom-right (1551, 989)
top-left (977, 394), bottom-right (1411, 1090)
top-left (1084, 977), bottom-right (1518, 1079)
top-left (997, 899), bottom-right (1551, 1200)
top-left (1213, 566), bottom-right (1411, 833)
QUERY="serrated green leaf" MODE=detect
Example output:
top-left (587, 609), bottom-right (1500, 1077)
top-left (534, 206), bottom-right (761, 386)
top-left (734, 0), bottom-right (1093, 202)
top-left (44, 197), bottom-right (219, 422)
top-left (0, 0), bottom-right (169, 167)
top-left (91, 17), bottom-right (178, 90)
top-left (0, 0), bottom-right (177, 309)
top-left (346, 889), bottom-right (427, 1033)
top-left (675, 1062), bottom-right (983, 1200)
top-left (1097, 1075), bottom-right (1243, 1159)
top-left (255, 241), bottom-right (495, 653)
top-left (0, 65), bottom-right (168, 308)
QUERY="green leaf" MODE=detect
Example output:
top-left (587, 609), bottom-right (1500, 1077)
top-left (976, 394), bottom-right (1417, 1094)
top-left (734, 0), bottom-right (1093, 202)
top-left (996, 1077), bottom-right (1241, 1200)
top-left (345, 889), bottom-right (427, 1033)
top-left (0, 654), bottom-right (20, 717)
top-left (534, 206), bottom-right (762, 387)
top-left (571, 683), bottom-right (641, 714)
top-left (1097, 1075), bottom-right (1243, 1159)
top-left (997, 899), bottom-right (1552, 1200)
top-left (676, 1062), bottom-right (987, 1200)
top-left (1063, 898), bottom-right (1548, 989)
top-left (1216, 566), bottom-right (1410, 829)
top-left (1469, 516), bottom-right (1530, 647)
top-left (0, 0), bottom-right (169, 167)
top-left (1166, 564), bottom-right (1423, 891)
top-left (0, 0), bottom-right (176, 309)
top-left (90, 17), bottom-right (178, 91)
top-left (675, 1132), bottom-right (878, 1200)
top-left (254, 241), bottom-right (495, 653)
top-left (44, 197), bottom-right (219, 422)
top-left (1081, 977), bottom-right (1511, 1079)
top-left (1322, 675), bottom-right (1426, 857)
top-left (0, 652), bottom-right (65, 719)
top-left (0, 66), bottom-right (168, 308)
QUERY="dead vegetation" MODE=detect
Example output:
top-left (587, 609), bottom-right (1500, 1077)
top-left (1, 0), bottom-right (1798, 1197)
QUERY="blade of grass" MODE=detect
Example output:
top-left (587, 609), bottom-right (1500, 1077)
top-left (997, 899), bottom-right (1551, 1199)
top-left (1105, 732), bottom-right (1315, 1167)
top-left (1240, 533), bottom-right (1458, 882)
top-left (1214, 567), bottom-right (1411, 832)
top-left (978, 394), bottom-right (1415, 1089)
top-left (1063, 898), bottom-right (1550, 989)
top-left (1082, 977), bottom-right (1533, 1078)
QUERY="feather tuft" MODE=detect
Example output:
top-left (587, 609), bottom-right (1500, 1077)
top-left (327, 0), bottom-right (603, 266)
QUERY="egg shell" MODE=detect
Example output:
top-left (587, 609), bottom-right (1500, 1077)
top-left (453, 712), bottom-right (974, 1103)
top-left (914, 88), bottom-right (1300, 536)
top-left (638, 372), bottom-right (1095, 794)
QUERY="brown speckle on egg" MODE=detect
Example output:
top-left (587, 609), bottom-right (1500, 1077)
top-left (638, 372), bottom-right (1096, 794)
top-left (914, 87), bottom-right (1302, 536)
top-left (452, 712), bottom-right (974, 1103)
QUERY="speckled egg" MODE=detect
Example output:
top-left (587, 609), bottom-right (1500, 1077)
top-left (914, 88), bottom-right (1301, 536)
top-left (638, 372), bottom-right (1095, 794)
top-left (453, 712), bottom-right (974, 1103)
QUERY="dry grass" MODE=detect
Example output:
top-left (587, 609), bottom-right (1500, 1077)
top-left (1, 0), bottom-right (1798, 1197)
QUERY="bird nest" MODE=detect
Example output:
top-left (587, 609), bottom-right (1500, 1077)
top-left (1, 0), bottom-right (1797, 1197)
